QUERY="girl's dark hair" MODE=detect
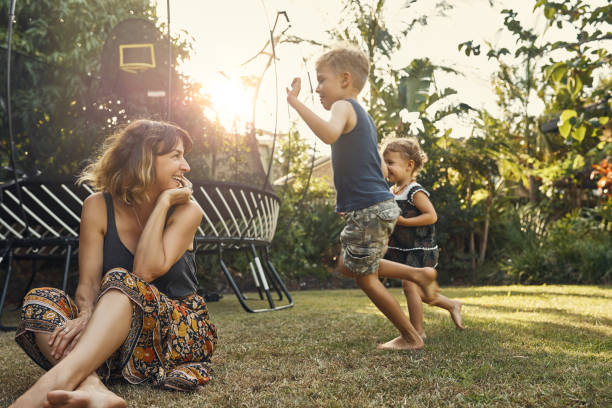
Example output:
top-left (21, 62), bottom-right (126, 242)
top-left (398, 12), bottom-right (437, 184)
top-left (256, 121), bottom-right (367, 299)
top-left (383, 137), bottom-right (428, 176)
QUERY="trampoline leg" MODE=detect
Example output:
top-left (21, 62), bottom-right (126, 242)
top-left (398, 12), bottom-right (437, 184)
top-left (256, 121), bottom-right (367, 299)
top-left (249, 260), bottom-right (265, 300)
top-left (250, 245), bottom-right (275, 309)
top-left (0, 247), bottom-right (16, 331)
top-left (264, 246), bottom-right (293, 307)
top-left (258, 247), bottom-right (283, 300)
top-left (18, 260), bottom-right (38, 308)
top-left (218, 247), bottom-right (253, 313)
top-left (61, 243), bottom-right (72, 292)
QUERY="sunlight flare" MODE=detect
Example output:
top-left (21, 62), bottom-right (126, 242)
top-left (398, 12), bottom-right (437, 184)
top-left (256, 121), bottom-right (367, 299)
top-left (203, 74), bottom-right (253, 132)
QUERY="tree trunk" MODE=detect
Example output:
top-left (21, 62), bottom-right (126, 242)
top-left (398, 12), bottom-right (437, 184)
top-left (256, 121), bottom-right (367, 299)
top-left (479, 177), bottom-right (493, 265)
top-left (467, 172), bottom-right (476, 271)
top-left (528, 175), bottom-right (537, 203)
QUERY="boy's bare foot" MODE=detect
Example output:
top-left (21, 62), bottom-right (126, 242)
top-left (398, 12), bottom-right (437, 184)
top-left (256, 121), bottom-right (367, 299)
top-left (376, 335), bottom-right (424, 350)
top-left (419, 331), bottom-right (427, 340)
top-left (449, 301), bottom-right (465, 330)
top-left (420, 267), bottom-right (439, 303)
top-left (45, 389), bottom-right (126, 408)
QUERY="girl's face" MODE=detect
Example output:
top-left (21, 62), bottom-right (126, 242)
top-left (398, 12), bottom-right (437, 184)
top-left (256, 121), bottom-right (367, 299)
top-left (153, 138), bottom-right (191, 191)
top-left (384, 151), bottom-right (415, 184)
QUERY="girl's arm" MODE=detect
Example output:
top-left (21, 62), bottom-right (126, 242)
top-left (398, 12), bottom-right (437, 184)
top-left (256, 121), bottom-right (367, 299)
top-left (49, 193), bottom-right (106, 358)
top-left (132, 187), bottom-right (202, 282)
top-left (396, 191), bottom-right (438, 227)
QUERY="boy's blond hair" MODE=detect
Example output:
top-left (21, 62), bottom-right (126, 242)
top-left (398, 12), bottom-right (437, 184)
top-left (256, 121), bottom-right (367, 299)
top-left (383, 137), bottom-right (428, 176)
top-left (315, 45), bottom-right (370, 92)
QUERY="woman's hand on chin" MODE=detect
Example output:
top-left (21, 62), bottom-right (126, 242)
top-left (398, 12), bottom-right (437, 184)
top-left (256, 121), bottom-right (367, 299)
top-left (158, 176), bottom-right (193, 208)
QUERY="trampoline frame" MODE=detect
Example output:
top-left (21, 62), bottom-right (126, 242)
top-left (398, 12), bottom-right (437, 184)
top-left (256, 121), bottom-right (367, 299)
top-left (0, 177), bottom-right (293, 331)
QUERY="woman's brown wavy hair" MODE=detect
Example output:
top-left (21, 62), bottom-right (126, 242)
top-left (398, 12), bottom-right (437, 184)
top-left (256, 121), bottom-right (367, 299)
top-left (78, 120), bottom-right (192, 206)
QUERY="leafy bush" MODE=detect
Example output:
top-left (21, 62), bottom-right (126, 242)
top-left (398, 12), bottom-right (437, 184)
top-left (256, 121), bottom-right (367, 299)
top-left (501, 207), bottom-right (612, 284)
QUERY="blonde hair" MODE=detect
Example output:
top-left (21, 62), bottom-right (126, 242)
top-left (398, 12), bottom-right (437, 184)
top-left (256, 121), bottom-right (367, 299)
top-left (78, 119), bottom-right (192, 206)
top-left (315, 45), bottom-right (370, 92)
top-left (383, 137), bottom-right (428, 176)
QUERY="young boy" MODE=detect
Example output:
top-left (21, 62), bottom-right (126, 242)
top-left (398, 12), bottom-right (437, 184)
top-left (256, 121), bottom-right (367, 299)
top-left (287, 45), bottom-right (439, 350)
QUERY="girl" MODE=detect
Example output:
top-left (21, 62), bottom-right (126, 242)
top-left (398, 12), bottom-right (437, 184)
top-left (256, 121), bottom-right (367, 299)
top-left (383, 137), bottom-right (464, 339)
top-left (12, 120), bottom-right (217, 408)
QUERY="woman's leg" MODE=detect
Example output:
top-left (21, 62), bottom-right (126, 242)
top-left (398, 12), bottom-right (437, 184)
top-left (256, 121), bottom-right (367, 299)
top-left (402, 280), bottom-right (426, 338)
top-left (11, 289), bottom-right (132, 408)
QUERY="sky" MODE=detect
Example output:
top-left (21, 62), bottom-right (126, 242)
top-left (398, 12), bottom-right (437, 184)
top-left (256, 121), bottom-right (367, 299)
top-left (154, 0), bottom-right (604, 155)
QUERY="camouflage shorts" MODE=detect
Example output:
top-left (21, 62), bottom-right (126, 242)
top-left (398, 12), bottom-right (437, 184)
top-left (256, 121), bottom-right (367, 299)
top-left (340, 199), bottom-right (400, 276)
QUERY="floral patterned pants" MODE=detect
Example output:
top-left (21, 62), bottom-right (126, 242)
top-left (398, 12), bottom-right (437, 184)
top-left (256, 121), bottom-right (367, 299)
top-left (15, 268), bottom-right (217, 391)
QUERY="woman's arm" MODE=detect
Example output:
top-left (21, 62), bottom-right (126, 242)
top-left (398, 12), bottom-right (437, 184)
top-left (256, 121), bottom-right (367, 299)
top-left (396, 191), bottom-right (438, 227)
top-left (132, 188), bottom-right (202, 282)
top-left (49, 193), bottom-right (106, 358)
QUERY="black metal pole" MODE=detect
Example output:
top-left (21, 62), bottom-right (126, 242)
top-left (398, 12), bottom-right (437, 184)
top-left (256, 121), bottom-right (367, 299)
top-left (166, 0), bottom-right (172, 121)
top-left (5, 0), bottom-right (32, 238)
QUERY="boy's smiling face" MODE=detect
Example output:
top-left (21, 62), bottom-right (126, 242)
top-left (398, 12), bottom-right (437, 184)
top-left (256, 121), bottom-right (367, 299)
top-left (316, 64), bottom-right (350, 110)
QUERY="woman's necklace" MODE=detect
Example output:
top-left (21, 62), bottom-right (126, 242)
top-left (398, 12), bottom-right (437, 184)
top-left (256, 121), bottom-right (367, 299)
top-left (131, 206), bottom-right (143, 230)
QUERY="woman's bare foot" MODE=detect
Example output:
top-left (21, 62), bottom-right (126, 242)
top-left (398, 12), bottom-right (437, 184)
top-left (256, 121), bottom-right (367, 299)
top-left (45, 389), bottom-right (126, 408)
top-left (449, 301), bottom-right (465, 330)
top-left (420, 267), bottom-right (439, 303)
top-left (45, 374), bottom-right (125, 408)
top-left (376, 335), bottom-right (424, 350)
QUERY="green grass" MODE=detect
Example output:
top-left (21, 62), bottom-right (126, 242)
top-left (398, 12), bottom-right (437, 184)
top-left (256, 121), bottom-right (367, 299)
top-left (1, 285), bottom-right (611, 407)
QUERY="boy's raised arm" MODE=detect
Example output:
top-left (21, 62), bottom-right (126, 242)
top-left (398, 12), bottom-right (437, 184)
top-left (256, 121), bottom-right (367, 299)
top-left (286, 77), bottom-right (351, 145)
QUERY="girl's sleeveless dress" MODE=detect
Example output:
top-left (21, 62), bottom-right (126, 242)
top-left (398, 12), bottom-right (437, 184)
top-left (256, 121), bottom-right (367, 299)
top-left (384, 182), bottom-right (439, 268)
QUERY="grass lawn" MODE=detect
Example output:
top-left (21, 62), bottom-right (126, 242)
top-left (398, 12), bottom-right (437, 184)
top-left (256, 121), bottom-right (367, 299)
top-left (1, 285), bottom-right (611, 407)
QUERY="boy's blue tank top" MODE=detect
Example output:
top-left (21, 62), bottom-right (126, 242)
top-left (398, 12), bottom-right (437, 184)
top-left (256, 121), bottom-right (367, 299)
top-left (331, 99), bottom-right (393, 212)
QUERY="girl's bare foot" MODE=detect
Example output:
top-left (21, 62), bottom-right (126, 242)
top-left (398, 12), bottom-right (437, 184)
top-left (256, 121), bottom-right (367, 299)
top-left (420, 267), bottom-right (439, 303)
top-left (449, 301), bottom-right (465, 330)
top-left (376, 335), bottom-right (424, 350)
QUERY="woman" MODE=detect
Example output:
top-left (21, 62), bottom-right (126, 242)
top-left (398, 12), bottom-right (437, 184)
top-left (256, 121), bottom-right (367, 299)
top-left (11, 120), bottom-right (217, 408)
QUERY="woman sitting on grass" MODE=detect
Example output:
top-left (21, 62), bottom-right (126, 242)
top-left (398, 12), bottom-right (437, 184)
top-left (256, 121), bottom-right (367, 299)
top-left (11, 120), bottom-right (217, 408)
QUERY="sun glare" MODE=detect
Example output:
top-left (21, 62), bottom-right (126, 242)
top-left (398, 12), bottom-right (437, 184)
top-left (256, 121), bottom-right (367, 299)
top-left (203, 75), bottom-right (253, 132)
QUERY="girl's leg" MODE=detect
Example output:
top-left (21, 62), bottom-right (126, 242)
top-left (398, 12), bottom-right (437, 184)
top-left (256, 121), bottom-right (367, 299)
top-left (11, 289), bottom-right (132, 408)
top-left (377, 259), bottom-right (438, 302)
top-left (428, 294), bottom-right (465, 329)
top-left (354, 273), bottom-right (424, 350)
top-left (402, 280), bottom-right (426, 338)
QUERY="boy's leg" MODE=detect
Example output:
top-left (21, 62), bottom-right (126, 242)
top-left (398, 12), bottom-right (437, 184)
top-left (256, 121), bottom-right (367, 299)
top-left (351, 271), bottom-right (424, 350)
top-left (402, 280), bottom-right (426, 338)
top-left (11, 289), bottom-right (132, 408)
top-left (378, 259), bottom-right (439, 302)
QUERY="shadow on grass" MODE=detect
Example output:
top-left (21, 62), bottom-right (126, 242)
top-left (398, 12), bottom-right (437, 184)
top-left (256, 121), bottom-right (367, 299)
top-left (462, 302), bottom-right (612, 329)
top-left (1, 288), bottom-right (611, 407)
top-left (460, 288), bottom-right (612, 300)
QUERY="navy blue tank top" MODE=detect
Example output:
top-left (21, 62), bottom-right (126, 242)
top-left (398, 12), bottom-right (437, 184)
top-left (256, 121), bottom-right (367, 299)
top-left (331, 99), bottom-right (393, 212)
top-left (102, 193), bottom-right (199, 298)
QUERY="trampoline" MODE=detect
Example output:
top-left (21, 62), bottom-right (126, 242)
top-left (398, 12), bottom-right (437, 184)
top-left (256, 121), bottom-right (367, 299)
top-left (0, 7), bottom-right (296, 331)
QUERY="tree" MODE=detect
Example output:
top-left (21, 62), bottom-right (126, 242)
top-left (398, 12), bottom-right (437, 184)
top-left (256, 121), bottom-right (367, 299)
top-left (0, 0), bottom-right (213, 178)
top-left (459, 0), bottom-right (612, 211)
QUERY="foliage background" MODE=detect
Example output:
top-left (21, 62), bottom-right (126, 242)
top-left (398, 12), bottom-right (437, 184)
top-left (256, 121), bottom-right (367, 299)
top-left (0, 0), bottom-right (610, 294)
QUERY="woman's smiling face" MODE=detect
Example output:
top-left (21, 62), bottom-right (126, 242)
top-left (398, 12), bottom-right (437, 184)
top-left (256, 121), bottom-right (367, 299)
top-left (154, 138), bottom-right (190, 190)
